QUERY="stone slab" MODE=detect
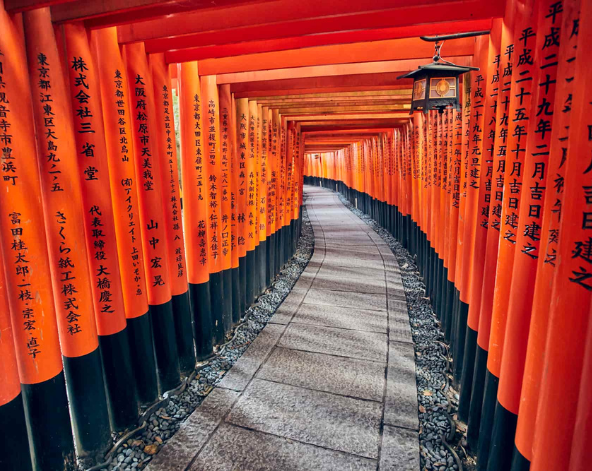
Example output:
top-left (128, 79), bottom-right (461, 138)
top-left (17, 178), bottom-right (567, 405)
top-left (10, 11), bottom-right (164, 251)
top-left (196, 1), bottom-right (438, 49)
top-left (321, 225), bottom-right (373, 234)
top-left (379, 425), bottom-right (420, 471)
top-left (389, 317), bottom-right (413, 344)
top-left (281, 287), bottom-right (308, 305)
top-left (322, 256), bottom-right (390, 271)
top-left (329, 240), bottom-right (378, 247)
top-left (324, 245), bottom-right (382, 256)
top-left (190, 423), bottom-right (377, 471)
top-left (389, 299), bottom-right (409, 313)
top-left (311, 273), bottom-right (386, 294)
top-left (218, 323), bottom-right (285, 391)
top-left (279, 323), bottom-right (387, 362)
top-left (257, 347), bottom-right (386, 401)
top-left (389, 291), bottom-right (408, 303)
top-left (319, 222), bottom-right (370, 229)
top-left (317, 264), bottom-right (388, 281)
top-left (303, 288), bottom-right (387, 311)
top-left (384, 341), bottom-right (419, 431)
top-left (294, 302), bottom-right (388, 333)
top-left (147, 388), bottom-right (240, 471)
top-left (324, 246), bottom-right (384, 258)
top-left (227, 379), bottom-right (383, 459)
top-left (306, 260), bottom-right (322, 270)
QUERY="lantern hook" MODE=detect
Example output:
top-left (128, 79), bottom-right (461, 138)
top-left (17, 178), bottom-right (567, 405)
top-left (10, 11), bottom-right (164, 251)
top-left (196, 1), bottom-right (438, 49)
top-left (433, 41), bottom-right (458, 67)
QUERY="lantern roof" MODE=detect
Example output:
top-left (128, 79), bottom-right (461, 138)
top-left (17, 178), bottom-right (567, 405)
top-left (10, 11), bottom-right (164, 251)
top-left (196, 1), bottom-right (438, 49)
top-left (397, 61), bottom-right (478, 80)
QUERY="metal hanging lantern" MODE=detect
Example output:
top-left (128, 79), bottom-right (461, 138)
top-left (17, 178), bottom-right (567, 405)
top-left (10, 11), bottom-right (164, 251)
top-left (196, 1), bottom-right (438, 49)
top-left (398, 31), bottom-right (488, 114)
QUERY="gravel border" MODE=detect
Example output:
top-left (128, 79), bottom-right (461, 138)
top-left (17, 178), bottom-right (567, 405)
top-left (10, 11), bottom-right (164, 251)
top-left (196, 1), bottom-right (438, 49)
top-left (90, 204), bottom-right (314, 471)
top-left (336, 193), bottom-right (465, 471)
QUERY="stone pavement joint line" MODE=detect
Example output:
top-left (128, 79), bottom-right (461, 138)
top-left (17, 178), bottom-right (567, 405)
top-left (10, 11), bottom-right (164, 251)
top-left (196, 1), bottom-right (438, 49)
top-left (147, 186), bottom-right (420, 471)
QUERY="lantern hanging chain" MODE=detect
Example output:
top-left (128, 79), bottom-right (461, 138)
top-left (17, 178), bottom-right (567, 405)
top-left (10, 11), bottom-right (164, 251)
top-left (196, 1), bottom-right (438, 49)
top-left (433, 40), bottom-right (458, 67)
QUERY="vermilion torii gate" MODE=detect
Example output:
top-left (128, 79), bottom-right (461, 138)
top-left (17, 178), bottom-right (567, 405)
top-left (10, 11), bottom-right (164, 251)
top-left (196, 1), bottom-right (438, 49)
top-left (0, 0), bottom-right (590, 470)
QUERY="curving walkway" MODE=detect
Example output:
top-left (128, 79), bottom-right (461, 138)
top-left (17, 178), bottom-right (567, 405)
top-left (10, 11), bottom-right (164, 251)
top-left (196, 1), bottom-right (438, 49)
top-left (148, 185), bottom-right (420, 471)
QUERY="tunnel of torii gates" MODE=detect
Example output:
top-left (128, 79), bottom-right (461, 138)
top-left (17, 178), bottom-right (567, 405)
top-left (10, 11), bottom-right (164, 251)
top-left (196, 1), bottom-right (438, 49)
top-left (0, 0), bottom-right (591, 470)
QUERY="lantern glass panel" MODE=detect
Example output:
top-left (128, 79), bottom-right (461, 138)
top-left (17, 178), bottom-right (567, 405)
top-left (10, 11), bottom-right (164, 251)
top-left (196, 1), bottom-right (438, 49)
top-left (429, 77), bottom-right (456, 99)
top-left (413, 78), bottom-right (427, 101)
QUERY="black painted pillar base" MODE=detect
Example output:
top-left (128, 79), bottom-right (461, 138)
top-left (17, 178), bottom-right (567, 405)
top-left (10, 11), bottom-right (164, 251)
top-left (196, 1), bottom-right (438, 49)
top-left (452, 299), bottom-right (470, 387)
top-left (440, 269), bottom-right (449, 329)
top-left (487, 401), bottom-right (518, 471)
top-left (231, 266), bottom-right (241, 325)
top-left (423, 238), bottom-right (431, 286)
top-left (246, 250), bottom-right (256, 307)
top-left (437, 259), bottom-right (445, 319)
top-left (433, 255), bottom-right (442, 316)
top-left (209, 272), bottom-right (225, 345)
top-left (259, 239), bottom-right (267, 294)
top-left (267, 233), bottom-right (275, 287)
top-left (458, 326), bottom-right (478, 422)
top-left (189, 281), bottom-right (214, 361)
top-left (450, 289), bottom-right (460, 351)
top-left (468, 345), bottom-right (488, 450)
top-left (444, 280), bottom-right (455, 342)
top-left (426, 244), bottom-right (433, 295)
top-left (254, 244), bottom-right (261, 299)
top-left (298, 208), bottom-right (303, 245)
top-left (239, 257), bottom-right (247, 317)
top-left (279, 226), bottom-right (286, 267)
top-left (0, 393), bottom-right (33, 471)
top-left (63, 347), bottom-right (111, 457)
top-left (275, 229), bottom-right (281, 276)
top-left (222, 269), bottom-right (233, 335)
top-left (438, 265), bottom-right (447, 322)
top-left (510, 445), bottom-right (531, 471)
top-left (98, 329), bottom-right (139, 431)
top-left (292, 218), bottom-right (297, 256)
top-left (126, 313), bottom-right (158, 405)
top-left (402, 214), bottom-right (410, 249)
top-left (22, 372), bottom-right (75, 470)
top-left (171, 290), bottom-right (197, 375)
top-left (477, 371), bottom-right (500, 470)
top-left (420, 229), bottom-right (425, 265)
top-left (284, 223), bottom-right (290, 264)
top-left (430, 249), bottom-right (438, 301)
top-left (150, 301), bottom-right (181, 393)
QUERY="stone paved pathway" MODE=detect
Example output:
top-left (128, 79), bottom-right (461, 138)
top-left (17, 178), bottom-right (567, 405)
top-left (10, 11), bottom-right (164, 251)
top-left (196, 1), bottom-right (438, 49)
top-left (148, 186), bottom-right (420, 471)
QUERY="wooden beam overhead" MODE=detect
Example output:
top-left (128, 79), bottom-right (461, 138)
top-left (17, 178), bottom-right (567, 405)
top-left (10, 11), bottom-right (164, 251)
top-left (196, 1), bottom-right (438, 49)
top-left (115, 0), bottom-right (493, 42)
top-left (251, 98), bottom-right (411, 107)
top-left (155, 14), bottom-right (444, 53)
top-left (51, 0), bottom-right (274, 25)
top-left (228, 73), bottom-right (415, 95)
top-left (5, 0), bottom-right (71, 13)
top-left (287, 112), bottom-right (410, 121)
top-left (300, 123), bottom-right (406, 132)
top-left (304, 128), bottom-right (395, 134)
top-left (245, 89), bottom-right (412, 101)
top-left (157, 19), bottom-right (491, 61)
top-left (233, 85), bottom-right (412, 98)
top-left (217, 56), bottom-right (471, 83)
top-left (175, 37), bottom-right (473, 71)
top-left (276, 104), bottom-right (411, 114)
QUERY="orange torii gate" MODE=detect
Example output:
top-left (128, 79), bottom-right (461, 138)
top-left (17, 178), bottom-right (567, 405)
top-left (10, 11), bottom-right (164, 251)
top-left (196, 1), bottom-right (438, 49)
top-left (1, 0), bottom-right (591, 470)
